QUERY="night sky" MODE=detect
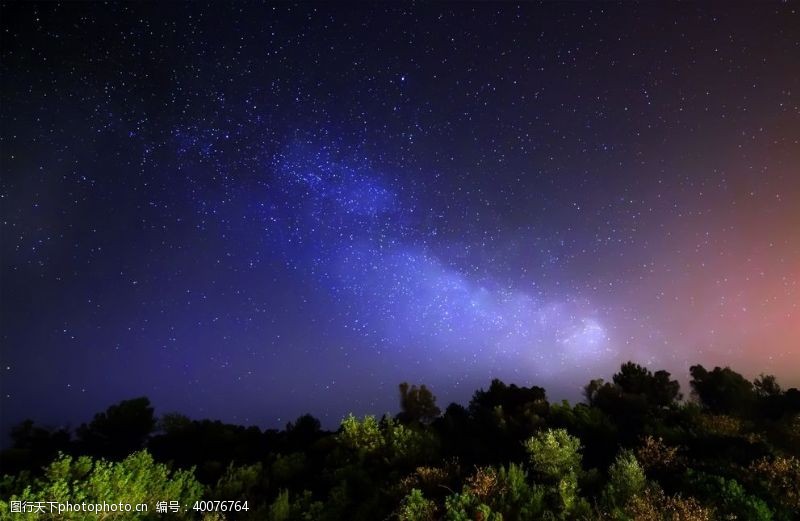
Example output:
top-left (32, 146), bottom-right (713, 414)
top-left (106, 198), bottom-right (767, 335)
top-left (1, 3), bottom-right (799, 433)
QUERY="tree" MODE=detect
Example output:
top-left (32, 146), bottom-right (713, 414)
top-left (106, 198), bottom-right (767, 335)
top-left (687, 471), bottom-right (773, 521)
top-left (753, 374), bottom-right (782, 398)
top-left (443, 490), bottom-right (502, 521)
top-left (0, 451), bottom-right (201, 520)
top-left (2, 364), bottom-right (797, 520)
top-left (635, 436), bottom-right (680, 472)
top-left (76, 397), bottom-right (156, 459)
top-left (398, 488), bottom-right (436, 521)
top-left (158, 412), bottom-right (192, 434)
top-left (689, 365), bottom-right (755, 415)
top-left (10, 420), bottom-right (70, 451)
top-left (625, 487), bottom-right (714, 521)
top-left (524, 428), bottom-right (586, 515)
top-left (338, 414), bottom-right (382, 454)
top-left (211, 462), bottom-right (266, 502)
top-left (495, 463), bottom-right (546, 519)
top-left (268, 489), bottom-right (291, 521)
top-left (285, 414), bottom-right (322, 449)
top-left (398, 383), bottom-right (441, 425)
top-left (1, 420), bottom-right (71, 475)
top-left (612, 362), bottom-right (682, 407)
top-left (613, 362), bottom-right (654, 395)
top-left (607, 450), bottom-right (646, 504)
top-left (468, 379), bottom-right (550, 462)
top-left (583, 379), bottom-right (606, 407)
top-left (750, 456), bottom-right (800, 512)
top-left (524, 428), bottom-right (582, 481)
top-left (383, 416), bottom-right (438, 464)
top-left (754, 374), bottom-right (786, 420)
top-left (469, 379), bottom-right (547, 415)
top-left (650, 370), bottom-right (683, 407)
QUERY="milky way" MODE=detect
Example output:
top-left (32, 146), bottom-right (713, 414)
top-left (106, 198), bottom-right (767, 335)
top-left (1, 3), bottom-right (798, 430)
top-left (269, 141), bottom-right (615, 370)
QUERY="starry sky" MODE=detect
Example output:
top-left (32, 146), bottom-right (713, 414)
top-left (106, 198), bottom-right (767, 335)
top-left (1, 3), bottom-right (799, 432)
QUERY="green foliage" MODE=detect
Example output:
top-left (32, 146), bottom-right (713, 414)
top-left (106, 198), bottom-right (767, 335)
top-left (338, 414), bottom-right (383, 454)
top-left (263, 489), bottom-right (326, 521)
top-left (469, 380), bottom-right (549, 445)
top-left (398, 488), bottom-right (436, 521)
top-left (336, 413), bottom-right (437, 467)
top-left (556, 471), bottom-right (578, 511)
top-left (607, 450), bottom-right (646, 504)
top-left (268, 489), bottom-right (291, 521)
top-left (748, 456), bottom-right (800, 515)
top-left (212, 462), bottom-right (265, 500)
top-left (495, 464), bottom-right (546, 520)
top-left (524, 428), bottom-right (582, 481)
top-left (444, 490), bottom-right (503, 521)
top-left (0, 451), bottom-right (201, 520)
top-left (271, 452), bottom-right (308, 485)
top-left (687, 471), bottom-right (773, 521)
top-left (548, 400), bottom-right (618, 471)
top-left (292, 490), bottom-right (325, 521)
top-left (523, 429), bottom-right (588, 516)
top-left (2, 367), bottom-right (799, 521)
top-left (384, 417), bottom-right (437, 464)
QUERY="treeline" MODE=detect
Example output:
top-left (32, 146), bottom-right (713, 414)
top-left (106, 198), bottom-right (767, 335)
top-left (1, 362), bottom-right (799, 520)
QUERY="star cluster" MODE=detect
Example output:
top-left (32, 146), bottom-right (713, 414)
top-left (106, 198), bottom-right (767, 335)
top-left (1, 3), bottom-right (798, 430)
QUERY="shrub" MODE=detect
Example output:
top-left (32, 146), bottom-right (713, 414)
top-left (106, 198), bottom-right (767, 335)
top-left (398, 488), bottom-right (436, 521)
top-left (524, 428), bottom-right (582, 480)
top-left (607, 450), bottom-right (646, 504)
top-left (0, 451), bottom-right (201, 520)
top-left (338, 414), bottom-right (383, 454)
top-left (626, 486), bottom-right (714, 521)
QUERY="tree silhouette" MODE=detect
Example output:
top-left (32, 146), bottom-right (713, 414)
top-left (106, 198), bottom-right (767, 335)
top-left (2, 363), bottom-right (799, 520)
top-left (76, 396), bottom-right (155, 459)
top-left (0, 420), bottom-right (71, 475)
top-left (285, 413), bottom-right (323, 450)
top-left (753, 374), bottom-right (781, 398)
top-left (583, 379), bottom-right (606, 407)
top-left (612, 361), bottom-right (682, 407)
top-left (689, 365), bottom-right (755, 415)
top-left (398, 383), bottom-right (441, 425)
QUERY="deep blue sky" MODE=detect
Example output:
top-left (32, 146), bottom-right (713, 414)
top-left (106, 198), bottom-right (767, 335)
top-left (1, 3), bottom-right (798, 433)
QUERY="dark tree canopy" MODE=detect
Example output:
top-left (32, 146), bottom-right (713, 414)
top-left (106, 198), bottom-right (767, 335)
top-left (612, 362), bottom-right (682, 408)
top-left (397, 382), bottom-right (441, 425)
top-left (76, 396), bottom-right (156, 459)
top-left (285, 414), bottom-right (323, 450)
top-left (689, 365), bottom-right (756, 415)
top-left (469, 379), bottom-right (548, 415)
top-left (753, 374), bottom-right (782, 398)
top-left (583, 362), bottom-right (681, 422)
top-left (1, 420), bottom-right (71, 476)
top-left (583, 378), bottom-right (606, 407)
top-left (3, 365), bottom-right (800, 521)
top-left (10, 420), bottom-right (70, 451)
